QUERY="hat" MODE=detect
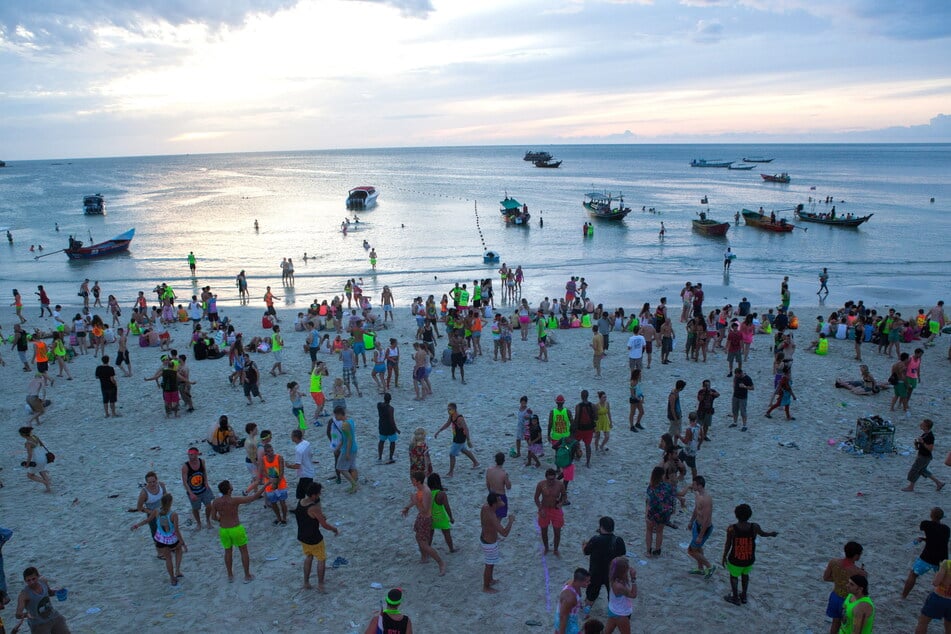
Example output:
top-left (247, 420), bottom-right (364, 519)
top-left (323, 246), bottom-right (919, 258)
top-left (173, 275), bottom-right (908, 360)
top-left (555, 395), bottom-right (565, 403)
top-left (187, 447), bottom-right (199, 454)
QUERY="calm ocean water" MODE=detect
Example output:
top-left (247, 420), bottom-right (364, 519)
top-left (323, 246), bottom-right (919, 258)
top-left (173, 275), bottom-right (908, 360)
top-left (0, 144), bottom-right (948, 314)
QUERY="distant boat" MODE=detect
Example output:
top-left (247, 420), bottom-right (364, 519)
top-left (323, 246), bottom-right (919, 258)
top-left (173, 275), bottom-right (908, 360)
top-left (524, 151), bottom-right (553, 162)
top-left (483, 250), bottom-right (500, 264)
top-left (691, 159), bottom-right (733, 168)
top-left (742, 157), bottom-right (774, 163)
top-left (533, 158), bottom-right (562, 168)
top-left (346, 186), bottom-right (378, 210)
top-left (500, 196), bottom-right (531, 226)
top-left (583, 192), bottom-right (632, 220)
top-left (0, 160), bottom-right (6, 167)
top-left (795, 207), bottom-right (872, 227)
top-left (741, 209), bottom-right (794, 232)
top-left (83, 194), bottom-right (106, 216)
top-left (692, 215), bottom-right (730, 236)
top-left (761, 172), bottom-right (791, 183)
top-left (728, 163), bottom-right (756, 171)
top-left (65, 228), bottom-right (135, 259)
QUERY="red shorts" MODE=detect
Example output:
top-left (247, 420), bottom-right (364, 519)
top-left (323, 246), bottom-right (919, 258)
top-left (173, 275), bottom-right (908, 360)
top-left (537, 506), bottom-right (565, 529)
top-left (311, 392), bottom-right (325, 407)
top-left (163, 391), bottom-right (180, 405)
top-left (574, 430), bottom-right (594, 446)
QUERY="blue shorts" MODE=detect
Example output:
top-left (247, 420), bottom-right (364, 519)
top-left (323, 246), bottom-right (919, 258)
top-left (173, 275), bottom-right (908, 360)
top-left (922, 591), bottom-right (951, 621)
top-left (825, 591), bottom-right (845, 619)
top-left (689, 520), bottom-right (712, 549)
top-left (353, 342), bottom-right (365, 355)
top-left (266, 489), bottom-right (288, 503)
top-left (914, 558), bottom-right (941, 576)
top-left (450, 442), bottom-right (467, 457)
top-left (379, 434), bottom-right (399, 443)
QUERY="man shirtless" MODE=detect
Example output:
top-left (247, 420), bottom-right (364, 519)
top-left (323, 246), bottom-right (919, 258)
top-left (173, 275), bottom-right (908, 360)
top-left (116, 327), bottom-right (132, 376)
top-left (535, 468), bottom-right (566, 556)
top-left (210, 480), bottom-right (264, 582)
top-left (480, 493), bottom-right (515, 593)
top-left (401, 471), bottom-right (446, 576)
top-left (485, 452), bottom-right (512, 519)
top-left (687, 475), bottom-right (715, 578)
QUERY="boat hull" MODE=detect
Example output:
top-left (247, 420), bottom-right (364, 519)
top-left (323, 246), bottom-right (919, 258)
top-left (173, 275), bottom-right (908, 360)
top-left (691, 159), bottom-right (732, 168)
top-left (761, 174), bottom-right (790, 183)
top-left (346, 187), bottom-right (378, 210)
top-left (65, 228), bottom-right (135, 259)
top-left (741, 209), bottom-right (794, 232)
top-left (583, 202), bottom-right (631, 220)
top-left (692, 219), bottom-right (730, 236)
top-left (795, 211), bottom-right (872, 227)
top-left (533, 160), bottom-right (561, 168)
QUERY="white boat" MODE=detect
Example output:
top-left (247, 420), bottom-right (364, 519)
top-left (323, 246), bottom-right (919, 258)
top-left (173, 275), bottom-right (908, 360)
top-left (346, 186), bottom-right (379, 211)
top-left (83, 194), bottom-right (106, 216)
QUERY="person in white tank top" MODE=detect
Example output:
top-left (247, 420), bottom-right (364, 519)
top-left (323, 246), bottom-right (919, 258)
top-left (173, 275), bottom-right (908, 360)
top-left (605, 556), bottom-right (637, 634)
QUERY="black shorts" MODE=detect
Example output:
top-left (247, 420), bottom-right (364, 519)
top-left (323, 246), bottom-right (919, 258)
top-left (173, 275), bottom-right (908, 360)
top-left (451, 352), bottom-right (465, 369)
top-left (679, 450), bottom-right (697, 470)
top-left (244, 383), bottom-right (260, 397)
top-left (37, 361), bottom-right (49, 373)
top-left (117, 350), bottom-right (130, 365)
top-left (296, 477), bottom-right (313, 500)
top-left (102, 386), bottom-right (118, 404)
top-left (266, 306), bottom-right (277, 316)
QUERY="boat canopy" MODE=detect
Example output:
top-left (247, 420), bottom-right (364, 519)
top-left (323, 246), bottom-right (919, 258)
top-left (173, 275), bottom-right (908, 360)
top-left (500, 198), bottom-right (522, 211)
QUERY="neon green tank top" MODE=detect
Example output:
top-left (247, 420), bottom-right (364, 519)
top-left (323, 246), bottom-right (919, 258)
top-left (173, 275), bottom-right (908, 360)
top-left (839, 595), bottom-right (873, 634)
top-left (272, 334), bottom-right (282, 351)
top-left (431, 490), bottom-right (450, 530)
top-left (551, 408), bottom-right (570, 440)
top-left (309, 373), bottom-right (323, 393)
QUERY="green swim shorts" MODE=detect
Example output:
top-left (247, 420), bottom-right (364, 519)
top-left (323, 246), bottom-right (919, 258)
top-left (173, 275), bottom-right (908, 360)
top-left (725, 562), bottom-right (754, 578)
top-left (219, 524), bottom-right (249, 549)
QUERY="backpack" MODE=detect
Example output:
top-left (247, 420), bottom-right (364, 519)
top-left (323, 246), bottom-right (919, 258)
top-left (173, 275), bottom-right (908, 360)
top-left (555, 439), bottom-right (577, 468)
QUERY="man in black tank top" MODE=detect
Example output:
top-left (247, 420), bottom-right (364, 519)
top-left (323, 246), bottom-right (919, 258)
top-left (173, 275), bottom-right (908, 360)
top-left (721, 503), bottom-right (777, 605)
top-left (293, 482), bottom-right (340, 592)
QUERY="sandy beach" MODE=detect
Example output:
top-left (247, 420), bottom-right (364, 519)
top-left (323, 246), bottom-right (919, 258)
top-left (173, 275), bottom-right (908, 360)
top-left (1, 279), bottom-right (949, 634)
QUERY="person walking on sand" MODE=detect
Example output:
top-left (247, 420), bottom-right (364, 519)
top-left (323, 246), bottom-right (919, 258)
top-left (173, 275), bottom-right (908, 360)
top-left (427, 472), bottom-right (457, 553)
top-left (823, 541), bottom-right (866, 634)
top-left (729, 369), bottom-right (754, 432)
top-left (25, 373), bottom-right (46, 426)
top-left (377, 392), bottom-right (400, 464)
top-left (535, 468), bottom-right (566, 556)
top-left (720, 503), bottom-right (778, 605)
top-left (35, 285), bottom-right (52, 318)
top-left (269, 325), bottom-right (286, 377)
top-left (181, 447), bottom-right (214, 530)
top-left (913, 558), bottom-right (951, 634)
top-left (901, 507), bottom-right (949, 599)
top-left (131, 493), bottom-right (187, 585)
top-left (764, 367), bottom-right (796, 421)
top-left (95, 355), bottom-right (119, 418)
top-left (11, 288), bottom-right (27, 324)
top-left (210, 480), bottom-right (265, 583)
top-left (591, 325), bottom-right (605, 379)
top-left (555, 568), bottom-right (591, 634)
top-left (594, 391), bottom-right (613, 452)
top-left (293, 482), bottom-right (340, 592)
top-left (603, 556), bottom-right (638, 634)
top-left (260, 443), bottom-right (289, 524)
top-left (332, 405), bottom-right (360, 493)
top-left (696, 379), bottom-right (720, 441)
top-left (480, 492), bottom-right (515, 593)
top-left (818, 267), bottom-right (830, 297)
top-left (582, 516), bottom-right (627, 610)
top-left (401, 471), bottom-right (446, 576)
top-left (686, 476), bottom-right (715, 579)
top-left (15, 567), bottom-right (71, 633)
top-left (287, 429), bottom-right (315, 500)
top-left (485, 452), bottom-right (512, 519)
top-left (903, 419), bottom-right (945, 492)
top-left (264, 286), bottom-right (280, 322)
top-left (839, 575), bottom-right (874, 634)
top-left (18, 427), bottom-right (52, 493)
top-left (434, 403), bottom-right (479, 477)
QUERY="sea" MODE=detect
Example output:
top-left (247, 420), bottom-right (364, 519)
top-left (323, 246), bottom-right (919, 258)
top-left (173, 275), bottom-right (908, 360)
top-left (0, 144), bottom-right (948, 315)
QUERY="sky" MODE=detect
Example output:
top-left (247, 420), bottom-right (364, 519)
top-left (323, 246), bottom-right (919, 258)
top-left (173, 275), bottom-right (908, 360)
top-left (1, 0), bottom-right (950, 159)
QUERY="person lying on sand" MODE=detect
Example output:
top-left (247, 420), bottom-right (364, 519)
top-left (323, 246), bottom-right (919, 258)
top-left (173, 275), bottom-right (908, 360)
top-left (834, 365), bottom-right (889, 395)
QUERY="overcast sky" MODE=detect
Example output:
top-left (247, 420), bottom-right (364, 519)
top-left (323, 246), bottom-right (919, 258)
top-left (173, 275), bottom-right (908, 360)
top-left (1, 0), bottom-right (949, 159)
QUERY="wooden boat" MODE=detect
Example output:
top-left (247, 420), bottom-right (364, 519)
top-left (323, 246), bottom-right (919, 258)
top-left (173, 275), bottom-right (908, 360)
top-left (795, 208), bottom-right (872, 227)
top-left (728, 163), bottom-right (755, 170)
top-left (83, 194), bottom-right (106, 216)
top-left (741, 209), bottom-right (794, 232)
top-left (65, 228), bottom-right (135, 259)
top-left (499, 196), bottom-right (530, 226)
top-left (524, 151), bottom-right (552, 162)
top-left (690, 159), bottom-right (732, 168)
top-left (533, 158), bottom-right (562, 168)
top-left (742, 157), bottom-right (773, 163)
top-left (761, 172), bottom-right (790, 183)
top-left (692, 216), bottom-right (730, 236)
top-left (345, 186), bottom-right (378, 210)
top-left (583, 192), bottom-right (631, 220)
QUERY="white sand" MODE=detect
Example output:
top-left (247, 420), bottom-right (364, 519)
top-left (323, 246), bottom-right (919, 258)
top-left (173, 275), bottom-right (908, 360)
top-left (1, 291), bottom-right (949, 633)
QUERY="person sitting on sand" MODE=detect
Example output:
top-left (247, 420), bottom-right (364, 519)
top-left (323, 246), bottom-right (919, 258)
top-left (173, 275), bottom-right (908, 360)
top-left (834, 365), bottom-right (889, 395)
top-left (209, 415), bottom-right (239, 453)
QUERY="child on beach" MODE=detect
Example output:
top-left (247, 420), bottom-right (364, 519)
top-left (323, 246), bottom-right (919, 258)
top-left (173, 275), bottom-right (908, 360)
top-left (720, 504), bottom-right (778, 605)
top-left (288, 381), bottom-right (308, 429)
top-left (526, 415), bottom-right (544, 467)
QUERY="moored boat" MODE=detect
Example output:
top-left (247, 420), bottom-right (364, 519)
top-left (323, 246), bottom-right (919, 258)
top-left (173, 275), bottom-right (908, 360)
top-left (690, 159), bottom-right (733, 168)
top-left (692, 214), bottom-right (730, 236)
top-left (65, 228), bottom-right (135, 259)
top-left (728, 163), bottom-right (755, 170)
top-left (741, 209), bottom-right (794, 232)
top-left (795, 207), bottom-right (872, 227)
top-left (500, 196), bottom-right (530, 226)
top-left (583, 192), bottom-right (631, 220)
top-left (742, 157), bottom-right (773, 163)
top-left (761, 172), bottom-right (790, 183)
top-left (346, 186), bottom-right (379, 210)
top-left (524, 151), bottom-right (553, 162)
top-left (83, 194), bottom-right (106, 216)
top-left (533, 158), bottom-right (562, 168)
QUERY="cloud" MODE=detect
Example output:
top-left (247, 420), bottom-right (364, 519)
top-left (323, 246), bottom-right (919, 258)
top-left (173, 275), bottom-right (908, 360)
top-left (349, 0), bottom-right (435, 18)
top-left (0, 1), bottom-right (301, 50)
top-left (852, 0), bottom-right (951, 40)
top-left (692, 19), bottom-right (723, 43)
